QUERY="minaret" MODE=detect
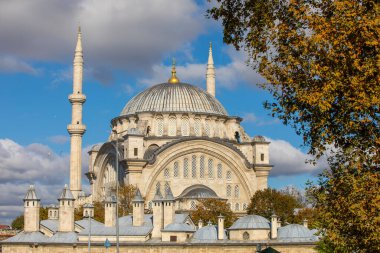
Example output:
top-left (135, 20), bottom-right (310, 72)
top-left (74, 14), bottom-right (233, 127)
top-left (23, 185), bottom-right (40, 232)
top-left (58, 184), bottom-right (75, 232)
top-left (206, 42), bottom-right (215, 97)
top-left (67, 27), bottom-right (86, 199)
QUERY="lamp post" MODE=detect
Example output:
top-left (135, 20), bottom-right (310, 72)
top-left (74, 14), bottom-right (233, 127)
top-left (84, 203), bottom-right (94, 253)
top-left (111, 130), bottom-right (120, 253)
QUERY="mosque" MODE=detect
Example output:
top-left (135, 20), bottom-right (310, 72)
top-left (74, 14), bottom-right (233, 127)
top-left (2, 28), bottom-right (318, 252)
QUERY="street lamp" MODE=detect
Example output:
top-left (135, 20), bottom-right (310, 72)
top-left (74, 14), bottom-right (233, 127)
top-left (111, 130), bottom-right (121, 253)
top-left (83, 203), bottom-right (94, 253)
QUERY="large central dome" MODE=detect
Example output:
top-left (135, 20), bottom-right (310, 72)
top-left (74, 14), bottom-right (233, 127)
top-left (121, 82), bottom-right (228, 116)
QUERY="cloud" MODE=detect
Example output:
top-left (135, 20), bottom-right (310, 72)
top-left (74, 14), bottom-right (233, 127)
top-left (268, 138), bottom-right (328, 176)
top-left (48, 135), bottom-right (69, 144)
top-left (243, 112), bottom-right (280, 126)
top-left (0, 139), bottom-right (91, 225)
top-left (0, 0), bottom-right (204, 81)
top-left (137, 46), bottom-right (266, 90)
top-left (0, 56), bottom-right (39, 75)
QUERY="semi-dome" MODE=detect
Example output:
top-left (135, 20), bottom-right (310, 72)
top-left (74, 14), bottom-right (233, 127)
top-left (229, 215), bottom-right (270, 230)
top-left (121, 82), bottom-right (228, 116)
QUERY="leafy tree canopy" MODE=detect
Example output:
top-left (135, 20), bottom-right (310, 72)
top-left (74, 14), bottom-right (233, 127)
top-left (190, 199), bottom-right (236, 227)
top-left (247, 188), bottom-right (302, 223)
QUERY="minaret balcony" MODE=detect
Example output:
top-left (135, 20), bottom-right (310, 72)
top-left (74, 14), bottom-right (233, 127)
top-left (67, 124), bottom-right (86, 135)
top-left (69, 94), bottom-right (86, 103)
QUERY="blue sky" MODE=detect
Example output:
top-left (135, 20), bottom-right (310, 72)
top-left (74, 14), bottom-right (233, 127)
top-left (0, 0), bottom-right (326, 225)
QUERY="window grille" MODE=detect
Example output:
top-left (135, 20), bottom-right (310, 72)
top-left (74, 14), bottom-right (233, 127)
top-left (156, 182), bottom-right (161, 192)
top-left (174, 162), bottom-right (179, 177)
top-left (181, 118), bottom-right (190, 136)
top-left (235, 185), bottom-right (240, 198)
top-left (208, 159), bottom-right (214, 179)
top-left (243, 203), bottom-right (247, 210)
top-left (194, 118), bottom-right (201, 136)
top-left (227, 185), bottom-right (231, 197)
top-left (227, 170), bottom-right (232, 181)
top-left (183, 158), bottom-right (189, 178)
top-left (204, 120), bottom-right (210, 136)
top-left (168, 117), bottom-right (176, 136)
top-left (200, 156), bottom-right (205, 178)
top-left (165, 182), bottom-right (170, 193)
top-left (235, 203), bottom-right (239, 211)
top-left (217, 163), bottom-right (222, 179)
top-left (164, 168), bottom-right (170, 178)
top-left (192, 155), bottom-right (196, 178)
top-left (190, 201), bottom-right (196, 210)
top-left (243, 232), bottom-right (249, 240)
top-left (156, 118), bottom-right (163, 136)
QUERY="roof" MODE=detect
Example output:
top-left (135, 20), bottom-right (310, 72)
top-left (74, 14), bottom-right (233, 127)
top-left (119, 214), bottom-right (153, 227)
top-left (75, 218), bottom-right (104, 230)
top-left (47, 231), bottom-right (77, 243)
top-left (192, 224), bottom-right (227, 241)
top-left (40, 219), bottom-right (59, 233)
top-left (3, 231), bottom-right (47, 243)
top-left (133, 188), bottom-right (144, 202)
top-left (162, 223), bottom-right (195, 232)
top-left (58, 184), bottom-right (75, 200)
top-left (177, 185), bottom-right (219, 199)
top-left (278, 224), bottom-right (319, 242)
top-left (229, 215), bottom-right (270, 230)
top-left (120, 83), bottom-right (228, 116)
top-left (24, 185), bottom-right (39, 201)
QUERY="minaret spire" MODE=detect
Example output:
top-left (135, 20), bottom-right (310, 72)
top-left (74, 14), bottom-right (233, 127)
top-left (206, 42), bottom-right (216, 96)
top-left (168, 58), bottom-right (180, 84)
top-left (67, 27), bottom-right (86, 200)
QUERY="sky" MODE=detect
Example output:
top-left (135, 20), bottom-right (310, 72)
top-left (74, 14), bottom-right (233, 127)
top-left (0, 0), bottom-right (327, 225)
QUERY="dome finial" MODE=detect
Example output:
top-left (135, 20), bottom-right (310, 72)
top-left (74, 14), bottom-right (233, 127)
top-left (168, 58), bottom-right (180, 84)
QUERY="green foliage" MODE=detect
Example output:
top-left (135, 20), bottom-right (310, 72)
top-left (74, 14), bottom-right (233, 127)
top-left (293, 207), bottom-right (319, 229)
top-left (190, 199), bottom-right (236, 227)
top-left (75, 202), bottom-right (105, 223)
top-left (247, 188), bottom-right (302, 223)
top-left (111, 184), bottom-right (137, 216)
top-left (11, 215), bottom-right (23, 230)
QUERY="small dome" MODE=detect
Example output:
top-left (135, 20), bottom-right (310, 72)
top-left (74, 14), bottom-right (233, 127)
top-left (278, 224), bottom-right (318, 242)
top-left (178, 185), bottom-right (219, 199)
top-left (121, 83), bottom-right (228, 116)
top-left (193, 225), bottom-right (218, 240)
top-left (58, 184), bottom-right (75, 200)
top-left (24, 185), bottom-right (39, 201)
top-left (229, 215), bottom-right (270, 230)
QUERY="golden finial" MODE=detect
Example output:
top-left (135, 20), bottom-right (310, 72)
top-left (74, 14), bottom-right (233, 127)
top-left (168, 58), bottom-right (180, 84)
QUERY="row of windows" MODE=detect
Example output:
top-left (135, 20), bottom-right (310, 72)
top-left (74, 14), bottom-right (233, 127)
top-left (189, 201), bottom-right (248, 211)
top-left (226, 185), bottom-right (240, 198)
top-left (155, 117), bottom-right (225, 137)
top-left (163, 156), bottom-right (232, 180)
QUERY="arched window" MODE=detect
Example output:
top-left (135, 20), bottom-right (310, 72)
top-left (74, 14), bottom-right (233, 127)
top-left (156, 182), bottom-right (161, 192)
top-left (243, 231), bottom-right (250, 240)
top-left (165, 182), bottom-right (170, 193)
top-left (181, 118), bottom-right (190, 136)
top-left (235, 203), bottom-right (239, 211)
top-left (226, 170), bottom-right (232, 181)
top-left (208, 159), bottom-right (214, 179)
top-left (227, 185), bottom-right (231, 197)
top-left (168, 117), bottom-right (177, 136)
top-left (191, 155), bottom-right (197, 178)
top-left (194, 118), bottom-right (201, 136)
top-left (235, 185), bottom-right (240, 198)
top-left (217, 163), bottom-right (222, 179)
top-left (148, 201), bottom-right (152, 210)
top-left (183, 158), bottom-right (189, 178)
top-left (243, 203), bottom-right (247, 210)
top-left (204, 120), bottom-right (210, 136)
top-left (156, 117), bottom-right (163, 136)
top-left (200, 156), bottom-right (205, 178)
top-left (164, 168), bottom-right (170, 179)
top-left (190, 201), bottom-right (196, 210)
top-left (174, 162), bottom-right (179, 177)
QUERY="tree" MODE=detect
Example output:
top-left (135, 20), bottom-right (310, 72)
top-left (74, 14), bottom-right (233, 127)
top-left (190, 199), bottom-right (236, 227)
top-left (11, 215), bottom-right (23, 230)
top-left (111, 184), bottom-right (137, 216)
top-left (208, 1), bottom-right (380, 251)
top-left (208, 0), bottom-right (380, 160)
top-left (247, 188), bottom-right (302, 223)
top-left (293, 207), bottom-right (319, 229)
top-left (74, 201), bottom-right (105, 223)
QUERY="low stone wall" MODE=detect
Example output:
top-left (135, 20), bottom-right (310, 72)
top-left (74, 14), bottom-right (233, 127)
top-left (2, 242), bottom-right (317, 253)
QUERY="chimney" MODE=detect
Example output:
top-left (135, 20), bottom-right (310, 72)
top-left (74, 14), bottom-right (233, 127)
top-left (104, 195), bottom-right (117, 227)
top-left (162, 185), bottom-right (175, 227)
top-left (83, 203), bottom-right (94, 218)
top-left (303, 219), bottom-right (308, 228)
top-left (58, 184), bottom-right (75, 232)
top-left (47, 204), bottom-right (59, 220)
top-left (198, 219), bottom-right (203, 229)
top-left (132, 188), bottom-right (145, 226)
top-left (218, 215), bottom-right (225, 240)
top-left (151, 188), bottom-right (163, 238)
top-left (23, 185), bottom-right (40, 232)
top-left (271, 214), bottom-right (278, 239)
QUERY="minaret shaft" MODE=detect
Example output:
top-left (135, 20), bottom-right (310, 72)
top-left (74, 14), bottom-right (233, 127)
top-left (206, 42), bottom-right (216, 97)
top-left (67, 27), bottom-right (86, 199)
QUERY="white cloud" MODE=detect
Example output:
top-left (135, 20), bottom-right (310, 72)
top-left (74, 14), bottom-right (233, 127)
top-left (48, 135), bottom-right (69, 144)
top-left (243, 112), bottom-right (280, 126)
top-left (0, 56), bottom-right (39, 75)
top-left (137, 46), bottom-right (266, 90)
top-left (268, 138), bottom-right (328, 176)
top-left (0, 0), bottom-right (204, 81)
top-left (0, 139), bottom-right (91, 225)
